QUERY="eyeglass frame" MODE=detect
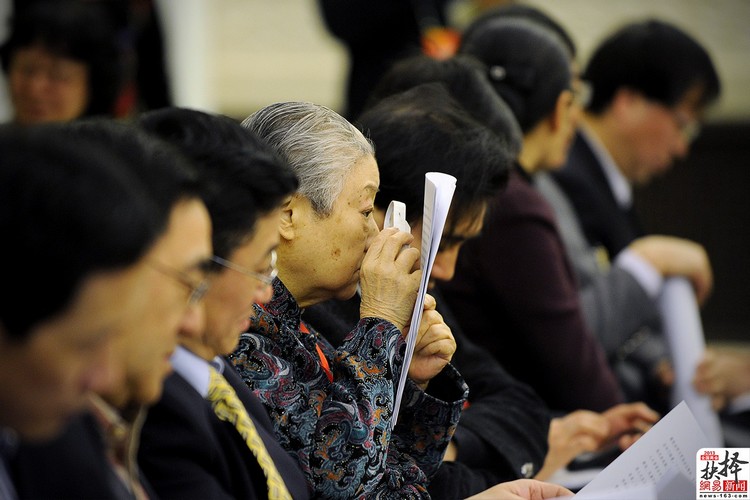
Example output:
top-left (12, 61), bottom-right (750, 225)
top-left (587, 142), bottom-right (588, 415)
top-left (211, 250), bottom-right (278, 286)
top-left (670, 107), bottom-right (701, 143)
top-left (642, 95), bottom-right (703, 143)
top-left (149, 260), bottom-right (212, 305)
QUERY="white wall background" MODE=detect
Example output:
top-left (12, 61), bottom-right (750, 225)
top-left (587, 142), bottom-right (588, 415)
top-left (1, 0), bottom-right (748, 122)
top-left (190, 0), bottom-right (750, 122)
top-left (157, 0), bottom-right (347, 119)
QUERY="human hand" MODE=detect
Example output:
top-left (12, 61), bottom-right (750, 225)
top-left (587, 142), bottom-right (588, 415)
top-left (601, 402), bottom-right (659, 450)
top-left (466, 479), bottom-right (574, 499)
top-left (535, 410), bottom-right (610, 480)
top-left (535, 402), bottom-right (659, 480)
top-left (407, 294), bottom-right (456, 388)
top-left (694, 346), bottom-right (750, 410)
top-left (628, 235), bottom-right (713, 304)
top-left (359, 227), bottom-right (421, 331)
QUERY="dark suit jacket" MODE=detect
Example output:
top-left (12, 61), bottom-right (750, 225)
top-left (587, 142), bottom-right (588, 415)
top-left (553, 131), bottom-right (644, 258)
top-left (12, 412), bottom-right (151, 500)
top-left (138, 357), bottom-right (309, 500)
top-left (303, 288), bottom-right (550, 500)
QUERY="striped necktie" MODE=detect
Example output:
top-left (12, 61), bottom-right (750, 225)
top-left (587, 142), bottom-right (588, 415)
top-left (206, 366), bottom-right (292, 500)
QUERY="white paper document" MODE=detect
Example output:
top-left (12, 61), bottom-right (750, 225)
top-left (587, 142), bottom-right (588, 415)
top-left (391, 172), bottom-right (456, 428)
top-left (575, 401), bottom-right (708, 499)
top-left (547, 467), bottom-right (603, 492)
top-left (659, 277), bottom-right (723, 446)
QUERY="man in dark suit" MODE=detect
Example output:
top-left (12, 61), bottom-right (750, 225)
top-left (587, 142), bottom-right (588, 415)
top-left (549, 20), bottom-right (750, 439)
top-left (136, 108), bottom-right (309, 499)
top-left (11, 120), bottom-right (216, 498)
top-left (0, 124), bottom-right (185, 500)
top-left (553, 19), bottom-right (721, 259)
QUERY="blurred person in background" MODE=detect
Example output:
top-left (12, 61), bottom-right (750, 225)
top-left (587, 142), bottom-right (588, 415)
top-left (316, 0), bottom-right (511, 120)
top-left (0, 0), bottom-right (125, 124)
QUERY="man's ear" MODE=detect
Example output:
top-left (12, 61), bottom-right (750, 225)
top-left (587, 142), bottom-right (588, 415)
top-left (279, 194), bottom-right (303, 242)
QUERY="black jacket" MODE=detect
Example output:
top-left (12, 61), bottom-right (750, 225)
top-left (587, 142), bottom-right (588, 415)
top-left (553, 131), bottom-right (644, 258)
top-left (139, 357), bottom-right (310, 500)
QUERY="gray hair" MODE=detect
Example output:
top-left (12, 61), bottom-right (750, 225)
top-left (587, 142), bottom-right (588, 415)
top-left (241, 101), bottom-right (374, 216)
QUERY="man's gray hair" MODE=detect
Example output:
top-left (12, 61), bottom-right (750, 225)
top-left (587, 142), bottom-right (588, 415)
top-left (242, 101), bottom-right (374, 216)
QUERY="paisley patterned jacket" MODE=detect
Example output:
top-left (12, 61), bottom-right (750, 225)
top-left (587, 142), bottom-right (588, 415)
top-left (230, 278), bottom-right (467, 499)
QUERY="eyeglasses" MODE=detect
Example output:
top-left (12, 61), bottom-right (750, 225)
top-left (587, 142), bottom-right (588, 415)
top-left (211, 250), bottom-right (278, 286)
top-left (149, 260), bottom-right (212, 305)
top-left (647, 97), bottom-right (702, 143)
top-left (671, 108), bottom-right (701, 143)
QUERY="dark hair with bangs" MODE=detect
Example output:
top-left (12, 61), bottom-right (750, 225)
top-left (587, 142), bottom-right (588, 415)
top-left (0, 0), bottom-right (125, 117)
top-left (138, 107), bottom-right (298, 259)
top-left (0, 123), bottom-right (165, 339)
top-left (358, 83), bottom-right (510, 238)
top-left (584, 19), bottom-right (721, 114)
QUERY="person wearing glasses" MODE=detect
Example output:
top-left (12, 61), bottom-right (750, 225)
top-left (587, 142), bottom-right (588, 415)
top-left (464, 7), bottom-right (714, 418)
top-left (440, 16), bottom-right (627, 417)
top-left (0, 0), bottom-right (126, 125)
top-left (0, 122), bottom-right (178, 499)
top-left (552, 19), bottom-right (721, 263)
top-left (545, 19), bottom-right (721, 414)
top-left (347, 82), bottom-right (586, 499)
top-left (11, 120), bottom-right (214, 499)
top-left (135, 107), bottom-right (309, 499)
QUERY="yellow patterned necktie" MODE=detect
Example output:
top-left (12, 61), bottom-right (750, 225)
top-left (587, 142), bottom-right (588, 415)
top-left (206, 366), bottom-right (293, 500)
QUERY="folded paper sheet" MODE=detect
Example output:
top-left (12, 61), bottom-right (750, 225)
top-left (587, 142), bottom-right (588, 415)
top-left (391, 172), bottom-right (456, 428)
top-left (659, 277), bottom-right (723, 447)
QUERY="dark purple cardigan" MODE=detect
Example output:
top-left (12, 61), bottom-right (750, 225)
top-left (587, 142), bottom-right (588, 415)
top-left (439, 164), bottom-right (624, 413)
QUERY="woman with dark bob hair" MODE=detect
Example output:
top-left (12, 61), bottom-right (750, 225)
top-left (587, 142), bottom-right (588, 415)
top-left (0, 0), bottom-right (125, 124)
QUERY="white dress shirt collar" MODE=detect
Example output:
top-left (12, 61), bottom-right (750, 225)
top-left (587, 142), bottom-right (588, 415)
top-left (579, 124), bottom-right (633, 209)
top-left (170, 346), bottom-right (224, 398)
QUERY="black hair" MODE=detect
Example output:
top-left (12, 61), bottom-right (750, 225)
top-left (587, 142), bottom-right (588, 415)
top-left (64, 119), bottom-right (202, 232)
top-left (459, 17), bottom-right (572, 133)
top-left (0, 123), bottom-right (162, 339)
top-left (138, 107), bottom-right (298, 259)
top-left (364, 53), bottom-right (522, 157)
top-left (585, 19), bottom-right (721, 114)
top-left (358, 83), bottom-right (510, 236)
top-left (0, 0), bottom-right (125, 117)
top-left (461, 3), bottom-right (576, 59)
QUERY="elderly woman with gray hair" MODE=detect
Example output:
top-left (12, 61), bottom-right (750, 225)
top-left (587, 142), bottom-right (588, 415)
top-left (229, 101), bottom-right (467, 498)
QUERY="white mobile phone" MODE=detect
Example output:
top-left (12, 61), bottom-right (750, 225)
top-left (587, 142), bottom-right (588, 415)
top-left (384, 200), bottom-right (410, 234)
